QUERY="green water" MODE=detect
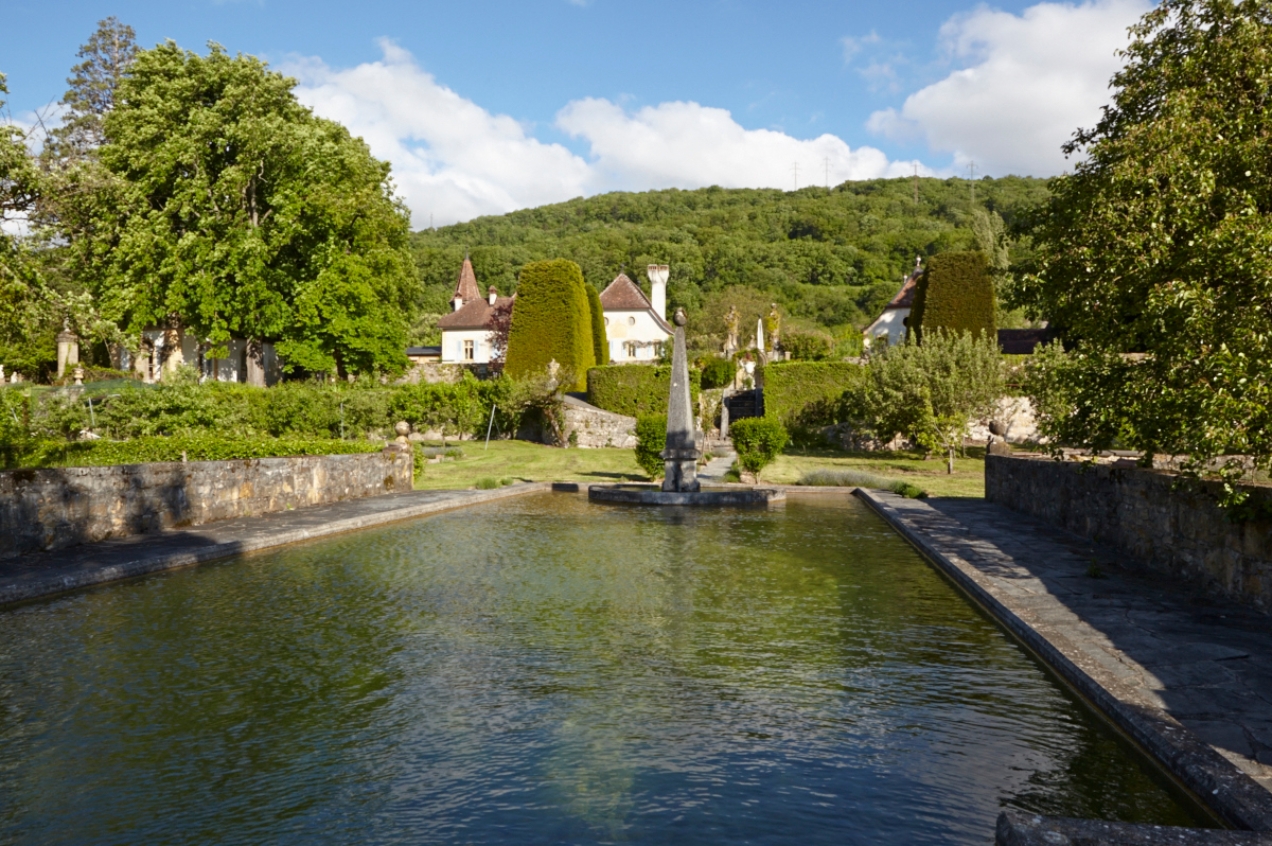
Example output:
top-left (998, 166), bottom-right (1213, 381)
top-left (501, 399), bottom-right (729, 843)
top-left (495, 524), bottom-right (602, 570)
top-left (0, 494), bottom-right (1209, 844)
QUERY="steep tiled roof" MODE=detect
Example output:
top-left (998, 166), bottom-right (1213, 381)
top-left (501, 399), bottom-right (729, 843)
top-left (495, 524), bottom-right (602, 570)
top-left (599, 273), bottom-right (652, 311)
top-left (438, 295), bottom-right (514, 330)
top-left (884, 272), bottom-right (920, 309)
top-left (452, 256), bottom-right (482, 303)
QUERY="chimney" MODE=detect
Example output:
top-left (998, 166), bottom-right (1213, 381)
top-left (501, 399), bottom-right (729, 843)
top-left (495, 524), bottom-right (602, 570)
top-left (488, 286), bottom-right (498, 306)
top-left (647, 264), bottom-right (669, 321)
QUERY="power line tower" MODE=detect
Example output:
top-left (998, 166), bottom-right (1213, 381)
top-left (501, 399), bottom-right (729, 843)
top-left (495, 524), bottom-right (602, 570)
top-left (968, 161), bottom-right (977, 205)
top-left (824, 156), bottom-right (830, 190)
top-left (792, 161), bottom-right (799, 191)
top-left (913, 164), bottom-right (919, 205)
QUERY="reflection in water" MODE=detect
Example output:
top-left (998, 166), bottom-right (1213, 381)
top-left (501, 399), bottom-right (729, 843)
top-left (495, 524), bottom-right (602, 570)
top-left (0, 494), bottom-right (1210, 845)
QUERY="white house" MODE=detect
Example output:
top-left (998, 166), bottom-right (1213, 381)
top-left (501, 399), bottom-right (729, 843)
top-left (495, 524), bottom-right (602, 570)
top-left (438, 256), bottom-right (512, 364)
top-left (599, 268), bottom-right (672, 364)
top-left (863, 259), bottom-right (922, 346)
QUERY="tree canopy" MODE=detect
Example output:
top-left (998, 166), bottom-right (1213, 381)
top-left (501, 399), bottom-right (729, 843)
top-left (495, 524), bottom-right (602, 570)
top-left (76, 41), bottom-right (415, 376)
top-left (412, 177), bottom-right (1048, 348)
top-left (1017, 0), bottom-right (1272, 475)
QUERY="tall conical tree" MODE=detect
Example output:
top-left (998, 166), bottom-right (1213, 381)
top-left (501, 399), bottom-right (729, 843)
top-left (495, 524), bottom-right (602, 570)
top-left (586, 283), bottom-right (608, 365)
top-left (45, 17), bottom-right (138, 162)
top-left (504, 259), bottom-right (595, 390)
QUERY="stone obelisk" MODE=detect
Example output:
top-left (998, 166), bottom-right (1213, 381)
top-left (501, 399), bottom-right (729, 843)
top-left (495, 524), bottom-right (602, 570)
top-left (662, 308), bottom-right (701, 492)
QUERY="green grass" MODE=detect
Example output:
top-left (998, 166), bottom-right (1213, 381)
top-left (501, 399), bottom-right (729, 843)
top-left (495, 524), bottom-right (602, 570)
top-left (762, 447), bottom-right (986, 498)
top-left (413, 439), bottom-right (647, 490)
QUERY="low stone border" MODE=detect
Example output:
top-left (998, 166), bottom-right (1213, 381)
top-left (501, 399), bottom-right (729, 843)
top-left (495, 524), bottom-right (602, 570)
top-left (855, 488), bottom-right (1272, 834)
top-left (0, 482), bottom-right (550, 608)
top-left (588, 484), bottom-right (785, 506)
top-left (997, 810), bottom-right (1272, 845)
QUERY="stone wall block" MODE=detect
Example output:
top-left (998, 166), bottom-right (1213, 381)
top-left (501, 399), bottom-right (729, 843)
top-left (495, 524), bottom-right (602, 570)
top-left (0, 451), bottom-right (411, 559)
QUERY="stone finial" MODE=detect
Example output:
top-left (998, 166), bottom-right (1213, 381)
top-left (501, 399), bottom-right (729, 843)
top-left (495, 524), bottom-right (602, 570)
top-left (394, 421), bottom-right (411, 444)
top-left (674, 308), bottom-right (686, 327)
top-left (72, 366), bottom-right (84, 387)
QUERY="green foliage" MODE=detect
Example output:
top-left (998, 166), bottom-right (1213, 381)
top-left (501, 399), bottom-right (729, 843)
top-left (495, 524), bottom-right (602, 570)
top-left (797, 468), bottom-right (927, 498)
top-left (634, 414), bottom-right (667, 480)
top-left (729, 417), bottom-right (788, 480)
top-left (781, 328), bottom-right (835, 361)
top-left (412, 178), bottom-right (1051, 343)
top-left (79, 41), bottom-right (414, 377)
top-left (12, 434), bottom-right (381, 469)
top-left (390, 374), bottom-right (505, 443)
top-left (759, 361), bottom-right (864, 429)
top-left (1015, 0), bottom-right (1272, 480)
top-left (842, 329), bottom-right (1003, 470)
top-left (699, 356), bottom-right (735, 390)
top-left (43, 17), bottom-right (138, 160)
top-left (587, 364), bottom-right (701, 418)
top-left (911, 251), bottom-right (996, 341)
top-left (504, 259), bottom-right (595, 390)
top-left (586, 284), bottom-right (608, 366)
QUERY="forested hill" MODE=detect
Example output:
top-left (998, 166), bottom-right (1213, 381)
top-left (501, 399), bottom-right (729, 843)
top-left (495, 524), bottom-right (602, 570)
top-left (409, 176), bottom-right (1050, 344)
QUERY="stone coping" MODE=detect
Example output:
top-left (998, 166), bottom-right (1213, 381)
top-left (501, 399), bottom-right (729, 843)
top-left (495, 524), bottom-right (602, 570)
top-left (587, 484), bottom-right (785, 506)
top-left (856, 488), bottom-right (1272, 834)
top-left (997, 811), bottom-right (1272, 845)
top-left (0, 483), bottom-right (550, 609)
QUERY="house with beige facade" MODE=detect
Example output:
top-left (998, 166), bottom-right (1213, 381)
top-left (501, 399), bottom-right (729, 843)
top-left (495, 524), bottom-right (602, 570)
top-left (438, 256), bottom-right (513, 364)
top-left (598, 270), bottom-right (672, 364)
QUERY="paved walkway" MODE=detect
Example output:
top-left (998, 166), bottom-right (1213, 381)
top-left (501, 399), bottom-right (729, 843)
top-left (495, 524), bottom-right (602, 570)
top-left (698, 448), bottom-right (736, 482)
top-left (858, 490), bottom-right (1272, 832)
top-left (0, 483), bottom-right (550, 608)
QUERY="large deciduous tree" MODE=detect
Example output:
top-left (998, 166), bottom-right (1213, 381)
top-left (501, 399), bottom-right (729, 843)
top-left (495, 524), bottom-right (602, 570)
top-left (1017, 0), bottom-right (1272, 475)
top-left (85, 42), bottom-right (415, 376)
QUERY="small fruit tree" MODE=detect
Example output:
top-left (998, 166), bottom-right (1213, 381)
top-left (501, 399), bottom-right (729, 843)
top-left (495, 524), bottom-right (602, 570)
top-left (730, 417), bottom-right (788, 482)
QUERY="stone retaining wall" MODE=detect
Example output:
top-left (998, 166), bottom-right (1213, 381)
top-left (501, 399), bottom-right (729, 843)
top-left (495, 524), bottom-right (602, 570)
top-left (986, 454), bottom-right (1272, 612)
top-left (0, 450), bottom-right (412, 559)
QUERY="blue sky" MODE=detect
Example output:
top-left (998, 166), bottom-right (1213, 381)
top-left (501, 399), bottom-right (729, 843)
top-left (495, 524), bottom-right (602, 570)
top-left (1, 0), bottom-right (1150, 225)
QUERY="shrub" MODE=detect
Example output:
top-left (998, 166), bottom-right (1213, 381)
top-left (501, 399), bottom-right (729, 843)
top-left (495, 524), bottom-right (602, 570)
top-left (587, 365), bottom-right (701, 418)
top-left (586, 284), bottom-right (608, 366)
top-left (797, 468), bottom-right (926, 498)
top-left (13, 434), bottom-right (382, 469)
top-left (634, 414), bottom-right (667, 480)
top-left (699, 356), bottom-right (735, 390)
top-left (729, 417), bottom-right (788, 481)
top-left (759, 361), bottom-right (864, 428)
top-left (910, 251), bottom-right (996, 341)
top-left (504, 259), bottom-right (595, 391)
top-left (781, 329), bottom-right (835, 361)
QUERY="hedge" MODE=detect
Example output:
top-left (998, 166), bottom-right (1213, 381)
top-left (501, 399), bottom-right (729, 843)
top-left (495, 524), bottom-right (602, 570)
top-left (505, 259), bottom-right (595, 390)
top-left (729, 417), bottom-right (788, 480)
top-left (759, 361), bottom-right (864, 428)
top-left (587, 284), bottom-right (609, 366)
top-left (587, 365), bottom-right (701, 418)
top-left (910, 251), bottom-right (996, 341)
top-left (634, 414), bottom-right (666, 480)
top-left (13, 435), bottom-right (383, 469)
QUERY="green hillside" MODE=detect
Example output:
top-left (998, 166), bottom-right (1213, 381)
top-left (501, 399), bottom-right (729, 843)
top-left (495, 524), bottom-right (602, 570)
top-left (410, 176), bottom-right (1049, 349)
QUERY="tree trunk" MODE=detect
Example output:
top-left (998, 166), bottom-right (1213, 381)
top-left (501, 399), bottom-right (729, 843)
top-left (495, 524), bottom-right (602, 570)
top-left (947, 446), bottom-right (954, 475)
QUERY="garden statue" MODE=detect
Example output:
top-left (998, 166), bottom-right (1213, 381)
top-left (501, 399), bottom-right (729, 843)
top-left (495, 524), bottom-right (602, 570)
top-left (724, 305), bottom-right (740, 354)
top-left (766, 303), bottom-right (782, 353)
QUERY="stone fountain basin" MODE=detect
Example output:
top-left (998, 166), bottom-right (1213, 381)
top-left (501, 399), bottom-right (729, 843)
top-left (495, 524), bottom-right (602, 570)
top-left (588, 484), bottom-right (785, 507)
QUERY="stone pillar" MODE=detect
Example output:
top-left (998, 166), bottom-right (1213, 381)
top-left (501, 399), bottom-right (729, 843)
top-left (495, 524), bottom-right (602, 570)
top-left (661, 308), bottom-right (701, 492)
top-left (56, 329), bottom-right (79, 379)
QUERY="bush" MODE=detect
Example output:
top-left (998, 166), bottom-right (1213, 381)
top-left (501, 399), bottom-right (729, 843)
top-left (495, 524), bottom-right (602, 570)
top-left (504, 259), bottom-right (595, 391)
top-left (587, 365), bottom-right (701, 418)
top-left (12, 434), bottom-right (383, 469)
top-left (759, 361), bottom-right (864, 428)
top-left (699, 356), bottom-right (735, 390)
top-left (586, 284), bottom-right (608, 366)
top-left (910, 251), bottom-right (996, 341)
top-left (797, 468), bottom-right (926, 498)
top-left (634, 414), bottom-right (667, 480)
top-left (729, 417), bottom-right (788, 480)
top-left (781, 329), bottom-right (835, 361)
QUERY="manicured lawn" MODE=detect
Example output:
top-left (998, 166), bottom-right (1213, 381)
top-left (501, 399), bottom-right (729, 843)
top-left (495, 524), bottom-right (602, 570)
top-left (413, 439), bottom-right (647, 490)
top-left (760, 447), bottom-right (987, 498)
top-left (415, 438), bottom-right (986, 498)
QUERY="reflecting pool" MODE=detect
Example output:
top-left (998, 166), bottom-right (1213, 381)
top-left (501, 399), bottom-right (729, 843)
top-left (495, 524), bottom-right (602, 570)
top-left (0, 494), bottom-right (1211, 845)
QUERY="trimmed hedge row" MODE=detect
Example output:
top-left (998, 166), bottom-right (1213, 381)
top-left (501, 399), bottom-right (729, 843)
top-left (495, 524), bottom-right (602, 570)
top-left (911, 251), bottom-right (996, 340)
top-left (505, 259), bottom-right (595, 390)
top-left (587, 284), bottom-right (609, 366)
top-left (586, 365), bottom-right (701, 419)
top-left (759, 361), bottom-right (864, 428)
top-left (14, 435), bottom-right (383, 469)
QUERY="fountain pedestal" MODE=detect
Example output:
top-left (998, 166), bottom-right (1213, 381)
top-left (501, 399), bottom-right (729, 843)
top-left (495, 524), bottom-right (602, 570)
top-left (590, 306), bottom-right (782, 508)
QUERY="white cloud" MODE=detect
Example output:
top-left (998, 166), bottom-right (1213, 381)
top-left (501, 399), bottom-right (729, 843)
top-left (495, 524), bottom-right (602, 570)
top-left (841, 31), bottom-right (881, 62)
top-left (287, 41), bottom-right (593, 227)
top-left (557, 98), bottom-right (921, 193)
top-left (288, 42), bottom-right (921, 226)
top-left (867, 0), bottom-right (1149, 175)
